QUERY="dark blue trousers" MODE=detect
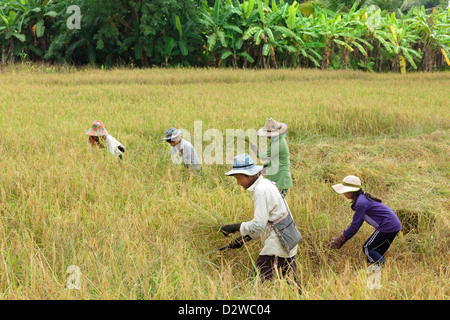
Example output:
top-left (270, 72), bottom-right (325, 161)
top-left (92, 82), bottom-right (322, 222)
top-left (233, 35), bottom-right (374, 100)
top-left (363, 230), bottom-right (399, 265)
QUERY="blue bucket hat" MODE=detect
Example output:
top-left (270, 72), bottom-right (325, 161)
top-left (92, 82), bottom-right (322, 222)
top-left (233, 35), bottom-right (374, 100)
top-left (225, 153), bottom-right (263, 176)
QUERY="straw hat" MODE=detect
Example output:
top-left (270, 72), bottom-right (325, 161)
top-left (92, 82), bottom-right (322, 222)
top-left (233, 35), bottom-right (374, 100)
top-left (332, 175), bottom-right (362, 194)
top-left (161, 127), bottom-right (182, 141)
top-left (86, 120), bottom-right (108, 136)
top-left (256, 118), bottom-right (288, 137)
top-left (225, 153), bottom-right (263, 176)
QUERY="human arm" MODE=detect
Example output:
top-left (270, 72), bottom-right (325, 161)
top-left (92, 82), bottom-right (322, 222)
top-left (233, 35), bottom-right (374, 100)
top-left (239, 192), bottom-right (269, 239)
top-left (227, 235), bottom-right (252, 249)
top-left (329, 202), bottom-right (366, 249)
top-left (106, 135), bottom-right (125, 158)
top-left (220, 223), bottom-right (241, 236)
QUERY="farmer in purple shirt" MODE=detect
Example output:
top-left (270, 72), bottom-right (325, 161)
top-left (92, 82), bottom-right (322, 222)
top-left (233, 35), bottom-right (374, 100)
top-left (328, 175), bottom-right (402, 265)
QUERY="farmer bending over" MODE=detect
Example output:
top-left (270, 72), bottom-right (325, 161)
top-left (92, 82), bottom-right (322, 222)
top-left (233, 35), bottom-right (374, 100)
top-left (162, 127), bottom-right (200, 172)
top-left (328, 175), bottom-right (402, 266)
top-left (220, 153), bottom-right (298, 282)
top-left (86, 120), bottom-right (125, 159)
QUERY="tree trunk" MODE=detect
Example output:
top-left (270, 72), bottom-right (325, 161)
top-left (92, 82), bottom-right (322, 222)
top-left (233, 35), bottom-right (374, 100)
top-left (391, 54), bottom-right (399, 73)
top-left (8, 38), bottom-right (15, 64)
top-left (256, 46), bottom-right (263, 68)
top-left (270, 47), bottom-right (277, 69)
top-left (342, 48), bottom-right (349, 68)
top-left (421, 44), bottom-right (433, 72)
top-left (377, 53), bottom-right (382, 72)
top-left (233, 55), bottom-right (238, 68)
top-left (1, 45), bottom-right (6, 65)
top-left (243, 45), bottom-right (248, 69)
top-left (376, 43), bottom-right (383, 72)
top-left (321, 45), bottom-right (331, 70)
top-left (436, 48), bottom-right (443, 69)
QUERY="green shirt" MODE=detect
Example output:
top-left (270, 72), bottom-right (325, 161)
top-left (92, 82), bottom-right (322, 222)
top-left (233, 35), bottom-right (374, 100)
top-left (257, 135), bottom-right (293, 190)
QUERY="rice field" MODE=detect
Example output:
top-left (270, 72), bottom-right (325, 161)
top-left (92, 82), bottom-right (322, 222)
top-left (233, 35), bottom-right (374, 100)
top-left (0, 66), bottom-right (449, 300)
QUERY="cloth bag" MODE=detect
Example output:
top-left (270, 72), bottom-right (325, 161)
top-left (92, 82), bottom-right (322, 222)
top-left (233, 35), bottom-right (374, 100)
top-left (270, 193), bottom-right (303, 255)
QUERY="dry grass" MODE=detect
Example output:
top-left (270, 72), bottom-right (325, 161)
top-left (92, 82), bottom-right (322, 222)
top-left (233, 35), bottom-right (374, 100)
top-left (0, 67), bottom-right (449, 299)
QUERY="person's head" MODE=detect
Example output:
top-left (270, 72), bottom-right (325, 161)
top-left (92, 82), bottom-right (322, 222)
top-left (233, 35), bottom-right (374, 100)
top-left (256, 118), bottom-right (288, 139)
top-left (162, 127), bottom-right (182, 144)
top-left (343, 192), bottom-right (354, 200)
top-left (232, 173), bottom-right (260, 189)
top-left (332, 175), bottom-right (362, 195)
top-left (225, 153), bottom-right (263, 189)
top-left (332, 175), bottom-right (382, 204)
top-left (167, 137), bottom-right (182, 147)
top-left (91, 135), bottom-right (105, 142)
top-left (86, 120), bottom-right (108, 146)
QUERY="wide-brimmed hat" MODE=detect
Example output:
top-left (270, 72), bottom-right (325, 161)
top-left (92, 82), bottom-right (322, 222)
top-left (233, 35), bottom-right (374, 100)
top-left (161, 127), bottom-right (182, 141)
top-left (332, 175), bottom-right (362, 194)
top-left (256, 118), bottom-right (288, 137)
top-left (86, 120), bottom-right (108, 136)
top-left (225, 153), bottom-right (263, 176)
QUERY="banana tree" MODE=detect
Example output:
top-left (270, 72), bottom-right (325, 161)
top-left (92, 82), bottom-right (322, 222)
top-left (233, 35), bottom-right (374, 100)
top-left (173, 15), bottom-right (202, 59)
top-left (242, 0), bottom-right (286, 68)
top-left (23, 0), bottom-right (58, 59)
top-left (0, 9), bottom-right (26, 63)
top-left (154, 14), bottom-right (203, 67)
top-left (384, 11), bottom-right (422, 73)
top-left (198, 0), bottom-right (240, 51)
top-left (219, 33), bottom-right (255, 67)
top-left (360, 5), bottom-right (391, 71)
top-left (0, 0), bottom-right (58, 62)
top-left (407, 6), bottom-right (450, 71)
top-left (155, 34), bottom-right (177, 67)
top-left (279, 2), bottom-right (324, 67)
top-left (336, 4), bottom-right (374, 68)
top-left (311, 4), bottom-right (351, 69)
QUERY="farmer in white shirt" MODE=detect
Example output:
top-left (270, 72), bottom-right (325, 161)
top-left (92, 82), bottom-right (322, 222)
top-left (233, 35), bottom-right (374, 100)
top-left (86, 120), bottom-right (125, 159)
top-left (220, 153), bottom-right (298, 281)
top-left (161, 127), bottom-right (200, 172)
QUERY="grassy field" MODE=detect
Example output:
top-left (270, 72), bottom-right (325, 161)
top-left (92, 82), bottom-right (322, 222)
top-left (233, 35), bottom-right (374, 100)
top-left (0, 67), bottom-right (449, 299)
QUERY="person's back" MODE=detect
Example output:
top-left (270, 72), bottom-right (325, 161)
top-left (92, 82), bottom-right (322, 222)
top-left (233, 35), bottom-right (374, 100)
top-left (170, 139), bottom-right (200, 170)
top-left (255, 119), bottom-right (293, 196)
top-left (262, 134), bottom-right (293, 191)
top-left (162, 127), bottom-right (200, 172)
top-left (352, 194), bottom-right (402, 234)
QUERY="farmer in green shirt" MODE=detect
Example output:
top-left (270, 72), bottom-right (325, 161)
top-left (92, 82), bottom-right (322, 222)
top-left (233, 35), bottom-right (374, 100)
top-left (251, 118), bottom-right (293, 197)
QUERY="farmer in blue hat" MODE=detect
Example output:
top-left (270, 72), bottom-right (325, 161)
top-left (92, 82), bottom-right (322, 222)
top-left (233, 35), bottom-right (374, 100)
top-left (162, 127), bottom-right (200, 172)
top-left (219, 153), bottom-right (299, 282)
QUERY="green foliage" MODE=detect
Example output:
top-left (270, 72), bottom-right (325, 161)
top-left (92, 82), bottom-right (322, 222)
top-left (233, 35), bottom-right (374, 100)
top-left (0, 0), bottom-right (449, 72)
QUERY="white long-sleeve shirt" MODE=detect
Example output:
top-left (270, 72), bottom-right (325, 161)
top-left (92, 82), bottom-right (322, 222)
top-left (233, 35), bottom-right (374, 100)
top-left (240, 175), bottom-right (298, 258)
top-left (105, 135), bottom-right (124, 158)
top-left (87, 135), bottom-right (124, 158)
top-left (170, 139), bottom-right (200, 170)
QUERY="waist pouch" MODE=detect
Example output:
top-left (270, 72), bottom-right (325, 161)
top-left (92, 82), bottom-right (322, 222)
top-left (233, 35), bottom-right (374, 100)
top-left (270, 212), bottom-right (303, 255)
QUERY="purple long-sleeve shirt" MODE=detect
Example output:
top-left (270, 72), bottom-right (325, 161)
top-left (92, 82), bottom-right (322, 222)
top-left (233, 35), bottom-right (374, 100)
top-left (342, 194), bottom-right (402, 244)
